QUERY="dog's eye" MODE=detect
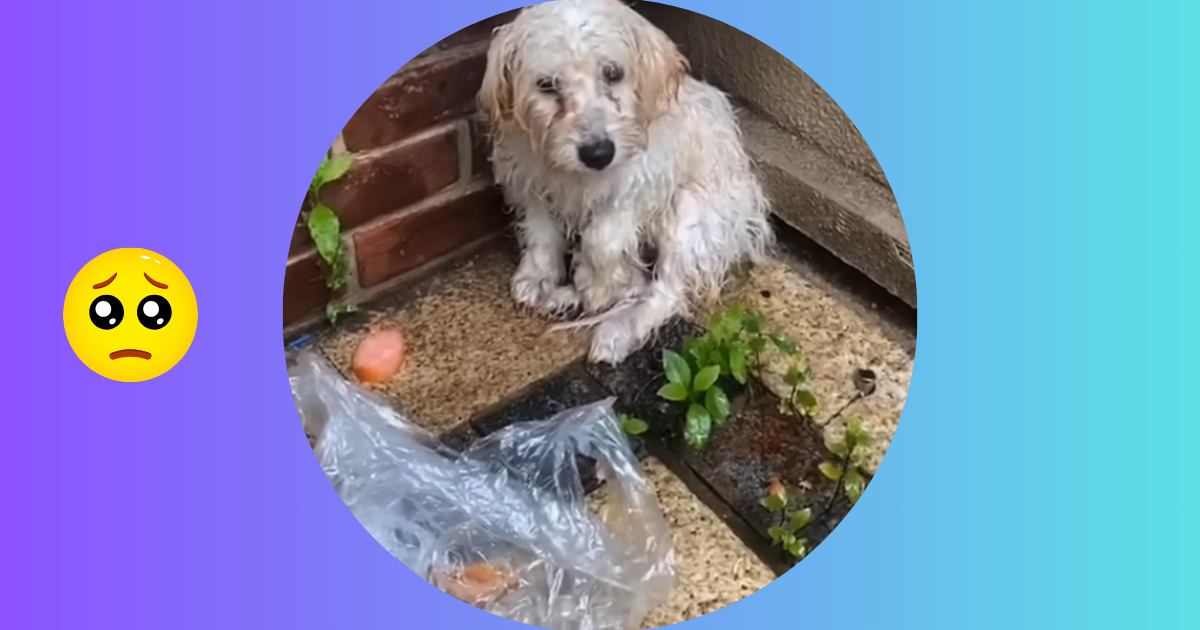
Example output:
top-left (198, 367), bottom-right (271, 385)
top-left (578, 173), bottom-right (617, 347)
top-left (536, 77), bottom-right (559, 95)
top-left (603, 63), bottom-right (624, 84)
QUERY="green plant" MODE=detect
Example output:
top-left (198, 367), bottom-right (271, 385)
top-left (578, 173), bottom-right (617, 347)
top-left (305, 152), bottom-right (355, 322)
top-left (657, 349), bottom-right (729, 450)
top-left (681, 305), bottom-right (766, 385)
top-left (819, 415), bottom-right (872, 505)
top-left (760, 479), bottom-right (811, 558)
top-left (784, 361), bottom-right (820, 419)
top-left (620, 413), bottom-right (649, 436)
top-left (658, 304), bottom-right (821, 450)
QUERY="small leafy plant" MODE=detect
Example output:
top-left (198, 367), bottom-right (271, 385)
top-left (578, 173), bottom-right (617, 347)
top-left (759, 411), bottom-right (875, 561)
top-left (620, 413), bottom-right (649, 437)
top-left (760, 478), bottom-right (811, 558)
top-left (682, 305), bottom-right (774, 385)
top-left (657, 349), bottom-right (729, 450)
top-left (784, 361), bottom-right (820, 419)
top-left (305, 152), bottom-right (356, 322)
top-left (657, 304), bottom-right (821, 450)
top-left (819, 415), bottom-right (872, 505)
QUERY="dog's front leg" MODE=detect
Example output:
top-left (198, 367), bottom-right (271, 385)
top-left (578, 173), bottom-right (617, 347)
top-left (575, 207), bottom-right (645, 314)
top-left (511, 204), bottom-right (581, 317)
top-left (589, 190), bottom-right (714, 364)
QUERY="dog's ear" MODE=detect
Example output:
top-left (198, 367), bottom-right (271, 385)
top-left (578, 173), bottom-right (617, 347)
top-left (478, 22), bottom-right (519, 132)
top-left (630, 21), bottom-right (690, 122)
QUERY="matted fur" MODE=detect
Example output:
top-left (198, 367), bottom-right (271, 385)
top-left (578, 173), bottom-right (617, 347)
top-left (479, 0), bottom-right (774, 363)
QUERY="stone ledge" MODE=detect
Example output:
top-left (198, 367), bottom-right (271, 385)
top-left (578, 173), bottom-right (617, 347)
top-left (738, 110), bottom-right (917, 308)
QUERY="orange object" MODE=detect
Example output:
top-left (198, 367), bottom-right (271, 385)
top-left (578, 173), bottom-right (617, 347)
top-left (768, 476), bottom-right (787, 502)
top-left (438, 562), bottom-right (517, 608)
top-left (352, 328), bottom-right (406, 383)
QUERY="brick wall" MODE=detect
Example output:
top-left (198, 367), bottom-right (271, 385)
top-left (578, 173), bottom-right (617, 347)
top-left (283, 10), bottom-right (519, 332)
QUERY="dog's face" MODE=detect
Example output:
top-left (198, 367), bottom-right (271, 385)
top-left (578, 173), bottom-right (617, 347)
top-left (479, 0), bottom-right (689, 174)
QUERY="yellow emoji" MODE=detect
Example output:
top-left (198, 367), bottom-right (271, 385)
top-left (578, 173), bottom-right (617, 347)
top-left (63, 248), bottom-right (198, 382)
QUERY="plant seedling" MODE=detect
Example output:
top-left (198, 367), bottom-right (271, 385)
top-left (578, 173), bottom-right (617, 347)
top-left (620, 414), bottom-right (649, 436)
top-left (760, 478), bottom-right (811, 558)
top-left (819, 415), bottom-right (872, 505)
top-left (657, 349), bottom-right (730, 450)
top-left (784, 362), bottom-right (820, 419)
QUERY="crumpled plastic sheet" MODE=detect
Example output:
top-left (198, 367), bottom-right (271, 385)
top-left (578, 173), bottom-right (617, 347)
top-left (289, 350), bottom-right (677, 630)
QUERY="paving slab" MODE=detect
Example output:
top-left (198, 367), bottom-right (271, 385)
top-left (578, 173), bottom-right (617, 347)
top-left (590, 458), bottom-right (778, 629)
top-left (293, 228), bottom-right (915, 626)
top-left (315, 247), bottom-right (589, 433)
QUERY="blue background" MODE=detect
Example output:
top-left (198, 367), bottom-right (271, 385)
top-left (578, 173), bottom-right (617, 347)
top-left (3, 0), bottom-right (1197, 628)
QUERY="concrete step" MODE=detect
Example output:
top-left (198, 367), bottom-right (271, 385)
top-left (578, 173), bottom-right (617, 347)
top-left (739, 109), bottom-right (917, 308)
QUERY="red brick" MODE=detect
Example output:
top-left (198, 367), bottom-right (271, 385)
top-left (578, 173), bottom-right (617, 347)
top-left (468, 114), bottom-right (494, 180)
top-left (289, 201), bottom-right (313, 257)
top-left (353, 185), bottom-right (507, 288)
top-left (423, 9), bottom-right (520, 55)
top-left (342, 49), bottom-right (488, 152)
top-left (321, 128), bottom-right (460, 230)
top-left (283, 252), bottom-right (331, 328)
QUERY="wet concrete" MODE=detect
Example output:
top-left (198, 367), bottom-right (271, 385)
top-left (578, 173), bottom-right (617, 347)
top-left (289, 221), bottom-right (913, 625)
top-left (698, 223), bottom-right (916, 475)
top-left (452, 319), bottom-right (859, 574)
top-left (468, 364), bottom-right (611, 437)
top-left (462, 363), bottom-right (643, 492)
top-left (434, 244), bottom-right (891, 572)
top-left (576, 317), bottom-right (863, 573)
top-left (439, 355), bottom-right (781, 619)
top-left (314, 247), bottom-right (589, 433)
top-left (626, 457), bottom-right (777, 628)
top-left (666, 385), bottom-right (860, 571)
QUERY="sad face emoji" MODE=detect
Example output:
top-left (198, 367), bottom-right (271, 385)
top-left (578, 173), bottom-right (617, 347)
top-left (63, 249), bottom-right (198, 382)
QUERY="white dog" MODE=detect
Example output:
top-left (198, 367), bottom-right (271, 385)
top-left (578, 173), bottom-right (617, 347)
top-left (479, 0), bottom-right (773, 364)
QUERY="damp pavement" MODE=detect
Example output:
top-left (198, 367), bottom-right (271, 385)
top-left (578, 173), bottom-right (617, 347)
top-left (301, 231), bottom-right (915, 627)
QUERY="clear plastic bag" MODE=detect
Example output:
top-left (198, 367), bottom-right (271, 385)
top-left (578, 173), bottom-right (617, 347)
top-left (289, 351), bottom-right (676, 630)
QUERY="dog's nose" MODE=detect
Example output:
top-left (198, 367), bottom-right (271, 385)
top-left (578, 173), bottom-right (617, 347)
top-left (577, 138), bottom-right (616, 170)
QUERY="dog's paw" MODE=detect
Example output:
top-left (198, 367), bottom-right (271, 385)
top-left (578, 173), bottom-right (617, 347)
top-left (576, 267), bottom-right (646, 315)
top-left (511, 270), bottom-right (551, 308)
top-left (541, 286), bottom-right (584, 318)
top-left (588, 317), bottom-right (643, 365)
top-left (512, 271), bottom-right (582, 319)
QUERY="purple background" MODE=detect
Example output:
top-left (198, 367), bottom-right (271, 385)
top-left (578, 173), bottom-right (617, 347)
top-left (4, 0), bottom-right (1197, 628)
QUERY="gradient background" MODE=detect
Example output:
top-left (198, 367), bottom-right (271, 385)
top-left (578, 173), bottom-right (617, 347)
top-left (3, 0), bottom-right (1197, 628)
